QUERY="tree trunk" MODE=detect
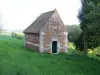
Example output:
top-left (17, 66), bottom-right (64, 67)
top-left (98, 46), bottom-right (100, 54)
top-left (83, 27), bottom-right (88, 55)
top-left (84, 38), bottom-right (88, 55)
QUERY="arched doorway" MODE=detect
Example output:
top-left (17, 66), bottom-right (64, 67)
top-left (52, 41), bottom-right (57, 53)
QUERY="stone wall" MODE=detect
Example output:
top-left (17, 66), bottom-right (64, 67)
top-left (40, 10), bottom-right (68, 53)
top-left (24, 33), bottom-right (40, 52)
top-left (25, 33), bottom-right (39, 44)
top-left (24, 10), bottom-right (68, 53)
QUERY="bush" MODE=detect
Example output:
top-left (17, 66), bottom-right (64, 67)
top-left (16, 34), bottom-right (24, 40)
top-left (11, 32), bottom-right (17, 37)
top-left (11, 32), bottom-right (24, 40)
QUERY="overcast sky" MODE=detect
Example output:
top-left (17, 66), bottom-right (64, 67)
top-left (0, 0), bottom-right (81, 30)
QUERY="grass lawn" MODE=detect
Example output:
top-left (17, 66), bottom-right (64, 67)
top-left (0, 35), bottom-right (100, 75)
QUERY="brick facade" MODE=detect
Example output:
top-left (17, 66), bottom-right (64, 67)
top-left (40, 10), bottom-right (68, 53)
top-left (24, 33), bottom-right (40, 52)
top-left (24, 9), bottom-right (68, 53)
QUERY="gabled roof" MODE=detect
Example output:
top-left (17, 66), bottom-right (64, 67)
top-left (24, 10), bottom-right (55, 33)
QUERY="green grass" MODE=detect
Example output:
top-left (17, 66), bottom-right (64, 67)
top-left (0, 35), bottom-right (100, 75)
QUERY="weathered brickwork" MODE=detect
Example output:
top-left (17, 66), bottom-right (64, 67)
top-left (25, 33), bottom-right (39, 44)
top-left (24, 9), bottom-right (68, 53)
top-left (24, 33), bottom-right (40, 52)
top-left (41, 10), bottom-right (67, 53)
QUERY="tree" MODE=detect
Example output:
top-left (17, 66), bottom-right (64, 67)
top-left (74, 32), bottom-right (84, 51)
top-left (65, 25), bottom-right (82, 43)
top-left (76, 0), bottom-right (100, 55)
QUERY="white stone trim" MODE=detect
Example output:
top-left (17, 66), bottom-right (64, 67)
top-left (42, 48), bottom-right (51, 50)
top-left (39, 30), bottom-right (44, 53)
top-left (25, 42), bottom-right (40, 47)
top-left (63, 35), bottom-right (68, 53)
top-left (64, 32), bottom-right (68, 35)
top-left (40, 30), bottom-right (44, 35)
top-left (60, 47), bottom-right (68, 48)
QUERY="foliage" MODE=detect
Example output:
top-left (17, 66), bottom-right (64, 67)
top-left (85, 0), bottom-right (100, 49)
top-left (65, 25), bottom-right (82, 42)
top-left (11, 32), bottom-right (24, 40)
top-left (74, 32), bottom-right (84, 51)
top-left (0, 35), bottom-right (100, 75)
top-left (68, 42), bottom-right (75, 54)
top-left (75, 0), bottom-right (100, 55)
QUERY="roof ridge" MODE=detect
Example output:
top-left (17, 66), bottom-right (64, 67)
top-left (24, 9), bottom-right (57, 33)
